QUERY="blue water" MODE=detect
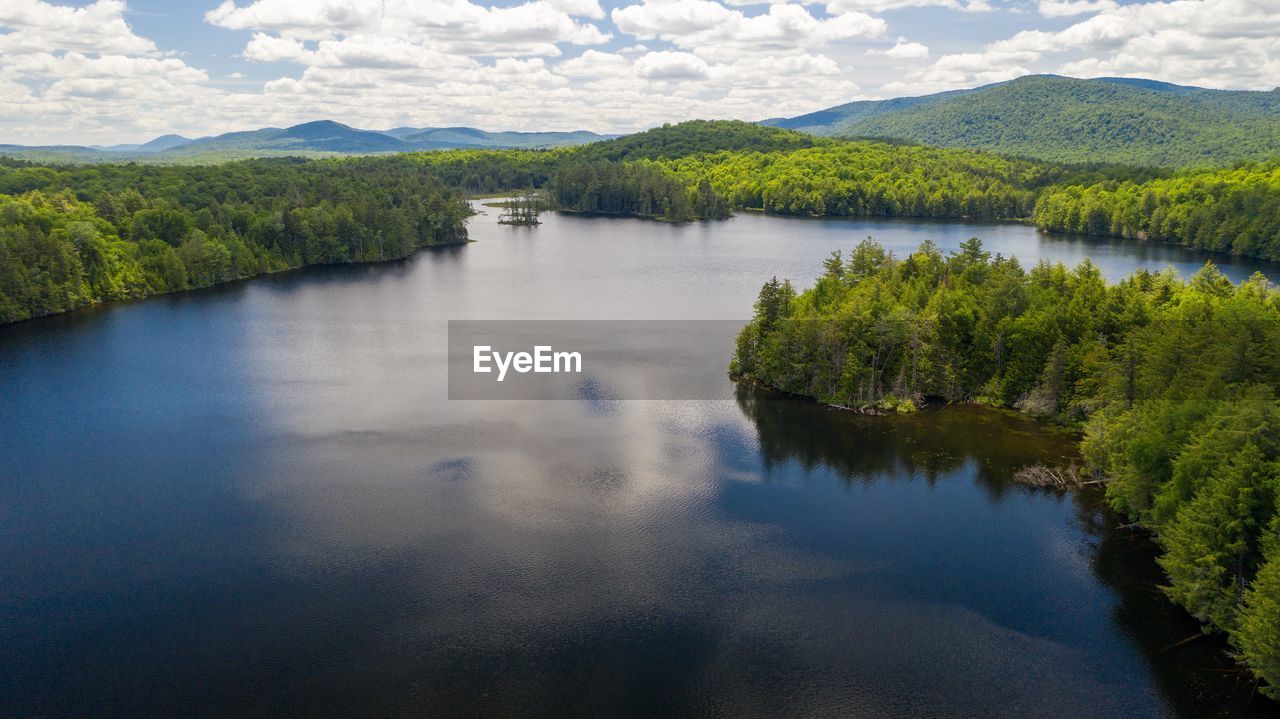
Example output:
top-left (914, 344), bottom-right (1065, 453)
top-left (2, 208), bottom-right (1275, 717)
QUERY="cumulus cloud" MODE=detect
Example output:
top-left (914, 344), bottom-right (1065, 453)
top-left (1037, 0), bottom-right (1116, 16)
top-left (612, 0), bottom-right (886, 59)
top-left (206, 0), bottom-right (612, 54)
top-left (1013, 0), bottom-right (1280, 88)
top-left (826, 0), bottom-right (990, 12)
top-left (546, 0), bottom-right (607, 18)
top-left (885, 0), bottom-right (1280, 94)
top-left (242, 32), bottom-right (313, 63)
top-left (868, 38), bottom-right (930, 58)
top-left (0, 0), bottom-right (157, 55)
top-left (634, 51), bottom-right (710, 79)
top-left (3, 0), bottom-right (1280, 144)
top-left (204, 0), bottom-right (379, 37)
top-left (0, 1), bottom-right (225, 143)
top-left (196, 0), bottom-right (883, 134)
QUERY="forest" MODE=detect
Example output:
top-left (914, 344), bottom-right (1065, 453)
top-left (660, 143), bottom-right (1045, 218)
top-left (731, 237), bottom-right (1280, 698)
top-left (548, 161), bottom-right (730, 221)
top-left (1034, 162), bottom-right (1280, 261)
top-left (593, 125), bottom-right (1276, 260)
top-left (773, 76), bottom-right (1280, 168)
top-left (0, 156), bottom-right (469, 323)
top-left (4, 120), bottom-right (1277, 325)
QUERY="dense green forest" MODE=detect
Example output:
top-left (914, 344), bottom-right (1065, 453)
top-left (544, 122), bottom-right (1274, 259)
top-left (1034, 162), bottom-right (1280, 261)
top-left (412, 123), bottom-right (1125, 223)
top-left (0, 156), bottom-right (469, 323)
top-left (731, 238), bottom-right (1280, 697)
top-left (661, 144), bottom-right (1046, 218)
top-left (770, 75), bottom-right (1280, 168)
top-left (568, 120), bottom-right (822, 161)
top-left (409, 149), bottom-right (561, 194)
top-left (548, 161), bottom-right (730, 221)
top-left (406, 123), bottom-right (1189, 227)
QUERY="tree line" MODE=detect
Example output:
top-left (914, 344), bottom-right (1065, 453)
top-left (409, 123), bottom-right (1187, 229)
top-left (0, 156), bottom-right (469, 323)
top-left (1034, 162), bottom-right (1280, 261)
top-left (731, 237), bottom-right (1280, 698)
top-left (661, 144), bottom-right (1046, 219)
top-left (548, 161), bottom-right (730, 221)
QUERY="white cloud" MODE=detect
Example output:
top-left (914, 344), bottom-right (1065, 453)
top-left (0, 1), bottom-right (225, 143)
top-left (243, 32), bottom-right (313, 63)
top-left (0, 0), bottom-right (157, 55)
top-left (1016, 0), bottom-right (1280, 88)
top-left (209, 0), bottom-right (876, 133)
top-left (635, 51), bottom-right (710, 79)
top-left (545, 0), bottom-right (606, 18)
top-left (555, 49), bottom-right (632, 77)
top-left (612, 0), bottom-right (886, 60)
top-left (886, 0), bottom-right (1280, 94)
top-left (206, 0), bottom-right (612, 53)
top-left (825, 0), bottom-right (989, 12)
top-left (204, 0), bottom-right (379, 37)
top-left (868, 38), bottom-right (930, 58)
top-left (1037, 0), bottom-right (1116, 17)
top-left (2, 0), bottom-right (1280, 144)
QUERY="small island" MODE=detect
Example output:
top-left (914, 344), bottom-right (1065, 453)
top-left (498, 191), bottom-right (542, 226)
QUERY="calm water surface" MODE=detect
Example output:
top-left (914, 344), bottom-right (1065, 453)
top-left (3, 209), bottom-right (1277, 717)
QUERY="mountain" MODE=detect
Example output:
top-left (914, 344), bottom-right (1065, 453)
top-left (160, 120), bottom-right (411, 156)
top-left (407, 127), bottom-right (613, 149)
top-left (766, 86), bottom-right (978, 134)
top-left (135, 134), bottom-right (194, 152)
top-left (0, 144), bottom-right (112, 163)
top-left (766, 75), bottom-right (1280, 167)
top-left (573, 119), bottom-right (820, 162)
top-left (90, 134), bottom-right (193, 153)
top-left (0, 121), bottom-right (609, 163)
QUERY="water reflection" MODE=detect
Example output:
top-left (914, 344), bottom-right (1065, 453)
top-left (737, 384), bottom-right (1279, 718)
top-left (735, 382), bottom-right (1079, 492)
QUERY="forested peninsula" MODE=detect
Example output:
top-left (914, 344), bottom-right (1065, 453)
top-left (731, 238), bottom-right (1280, 698)
top-left (4, 120), bottom-right (1279, 324)
top-left (0, 157), bottom-right (469, 323)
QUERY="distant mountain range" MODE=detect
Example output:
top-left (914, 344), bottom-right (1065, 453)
top-left (6, 75), bottom-right (1279, 168)
top-left (0, 120), bottom-right (612, 163)
top-left (765, 75), bottom-right (1280, 166)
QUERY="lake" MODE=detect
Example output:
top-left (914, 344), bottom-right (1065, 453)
top-left (2, 208), bottom-right (1276, 717)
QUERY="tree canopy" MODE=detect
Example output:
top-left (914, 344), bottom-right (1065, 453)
top-left (0, 156), bottom-right (469, 323)
top-left (732, 238), bottom-right (1280, 697)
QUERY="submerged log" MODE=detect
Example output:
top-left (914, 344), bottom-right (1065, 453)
top-left (1012, 463), bottom-right (1089, 488)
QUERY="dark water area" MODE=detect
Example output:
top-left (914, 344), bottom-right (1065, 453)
top-left (2, 207), bottom-right (1277, 717)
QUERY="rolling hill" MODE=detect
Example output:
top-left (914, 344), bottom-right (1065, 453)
top-left (89, 134), bottom-right (194, 153)
top-left (767, 75), bottom-right (1280, 167)
top-left (0, 121), bottom-right (609, 163)
top-left (572, 119), bottom-right (822, 161)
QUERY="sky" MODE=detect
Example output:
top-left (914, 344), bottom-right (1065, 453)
top-left (1, 0), bottom-right (1278, 145)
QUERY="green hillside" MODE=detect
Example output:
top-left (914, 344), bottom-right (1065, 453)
top-left (573, 119), bottom-right (824, 161)
top-left (769, 75), bottom-right (1280, 167)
